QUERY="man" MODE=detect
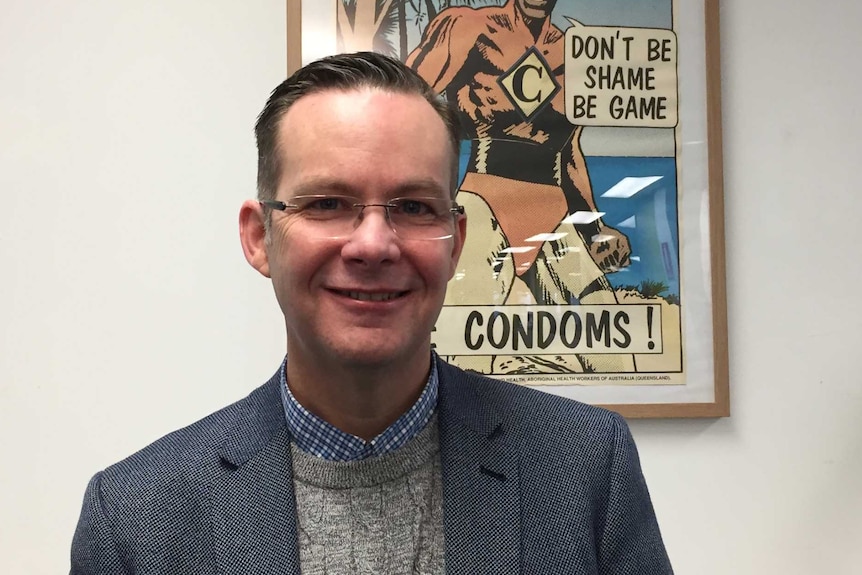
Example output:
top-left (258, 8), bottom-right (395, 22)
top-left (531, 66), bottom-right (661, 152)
top-left (407, 0), bottom-right (635, 373)
top-left (71, 52), bottom-right (672, 574)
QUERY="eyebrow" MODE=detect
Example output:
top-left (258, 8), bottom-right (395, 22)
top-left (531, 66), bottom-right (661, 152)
top-left (290, 177), bottom-right (449, 198)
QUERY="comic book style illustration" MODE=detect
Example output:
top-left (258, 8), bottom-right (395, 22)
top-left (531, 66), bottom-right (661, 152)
top-left (337, 0), bottom-right (683, 386)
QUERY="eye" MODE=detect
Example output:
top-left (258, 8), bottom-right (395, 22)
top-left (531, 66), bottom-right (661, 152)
top-left (290, 195), bottom-right (356, 213)
top-left (287, 195), bottom-right (357, 220)
top-left (392, 198), bottom-right (437, 217)
top-left (306, 196), bottom-right (349, 211)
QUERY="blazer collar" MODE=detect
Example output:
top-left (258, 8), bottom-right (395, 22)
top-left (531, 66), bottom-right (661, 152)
top-left (210, 372), bottom-right (302, 575)
top-left (436, 358), bottom-right (522, 575)
top-left (216, 372), bottom-right (287, 467)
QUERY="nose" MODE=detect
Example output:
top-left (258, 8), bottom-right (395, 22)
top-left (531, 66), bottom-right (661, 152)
top-left (340, 205), bottom-right (401, 265)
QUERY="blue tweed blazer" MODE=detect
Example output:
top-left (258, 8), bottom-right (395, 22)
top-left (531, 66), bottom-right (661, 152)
top-left (71, 357), bottom-right (673, 574)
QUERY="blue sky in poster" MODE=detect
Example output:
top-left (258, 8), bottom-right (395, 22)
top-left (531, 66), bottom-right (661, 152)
top-left (549, 0), bottom-right (672, 29)
top-left (588, 156), bottom-right (679, 296)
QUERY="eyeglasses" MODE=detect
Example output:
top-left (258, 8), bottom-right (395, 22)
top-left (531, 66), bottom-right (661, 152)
top-left (260, 195), bottom-right (465, 240)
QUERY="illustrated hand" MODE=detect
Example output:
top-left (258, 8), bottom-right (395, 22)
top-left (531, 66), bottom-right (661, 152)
top-left (588, 225), bottom-right (631, 273)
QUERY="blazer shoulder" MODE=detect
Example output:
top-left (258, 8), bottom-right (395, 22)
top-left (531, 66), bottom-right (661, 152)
top-left (97, 374), bottom-right (283, 495)
top-left (438, 358), bottom-right (626, 445)
top-left (72, 374), bottom-right (287, 570)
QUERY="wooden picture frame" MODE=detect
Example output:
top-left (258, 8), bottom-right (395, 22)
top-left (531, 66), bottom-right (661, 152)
top-left (285, 0), bottom-right (728, 419)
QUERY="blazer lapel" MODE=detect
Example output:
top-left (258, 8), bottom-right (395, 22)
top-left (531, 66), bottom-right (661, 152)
top-left (437, 360), bottom-right (521, 575)
top-left (207, 361), bottom-right (524, 575)
top-left (209, 378), bottom-right (301, 575)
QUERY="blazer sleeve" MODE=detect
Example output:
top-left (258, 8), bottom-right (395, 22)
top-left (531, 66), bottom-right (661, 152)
top-left (597, 414), bottom-right (674, 575)
top-left (70, 472), bottom-right (128, 575)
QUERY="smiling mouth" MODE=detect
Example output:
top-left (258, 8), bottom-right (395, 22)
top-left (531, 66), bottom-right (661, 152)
top-left (336, 290), bottom-right (407, 302)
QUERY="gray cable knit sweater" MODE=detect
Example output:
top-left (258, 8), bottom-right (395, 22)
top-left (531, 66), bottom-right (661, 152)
top-left (290, 416), bottom-right (445, 574)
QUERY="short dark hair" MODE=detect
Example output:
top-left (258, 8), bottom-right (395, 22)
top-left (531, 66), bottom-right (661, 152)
top-left (255, 51), bottom-right (461, 204)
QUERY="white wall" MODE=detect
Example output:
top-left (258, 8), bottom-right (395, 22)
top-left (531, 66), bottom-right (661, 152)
top-left (1, 1), bottom-right (859, 573)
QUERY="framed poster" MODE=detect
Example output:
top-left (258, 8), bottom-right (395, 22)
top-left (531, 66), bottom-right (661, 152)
top-left (286, 0), bottom-right (728, 418)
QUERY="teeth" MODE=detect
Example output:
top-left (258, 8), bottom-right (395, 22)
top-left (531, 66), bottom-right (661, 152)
top-left (345, 291), bottom-right (400, 302)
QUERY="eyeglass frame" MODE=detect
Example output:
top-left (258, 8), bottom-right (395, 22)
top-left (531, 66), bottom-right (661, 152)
top-left (259, 195), bottom-right (466, 240)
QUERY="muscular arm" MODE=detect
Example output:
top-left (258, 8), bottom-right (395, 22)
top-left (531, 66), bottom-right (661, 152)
top-left (561, 125), bottom-right (597, 213)
top-left (561, 127), bottom-right (632, 272)
top-left (406, 9), bottom-right (473, 94)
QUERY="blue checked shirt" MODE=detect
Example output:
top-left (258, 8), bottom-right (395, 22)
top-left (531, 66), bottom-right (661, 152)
top-left (278, 355), bottom-right (439, 461)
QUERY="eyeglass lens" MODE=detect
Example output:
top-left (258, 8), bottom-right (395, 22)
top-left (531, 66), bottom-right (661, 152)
top-left (286, 195), bottom-right (461, 240)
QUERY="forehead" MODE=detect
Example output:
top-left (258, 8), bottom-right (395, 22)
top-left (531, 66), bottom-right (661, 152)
top-left (279, 87), bottom-right (445, 140)
top-left (275, 88), bottom-right (453, 195)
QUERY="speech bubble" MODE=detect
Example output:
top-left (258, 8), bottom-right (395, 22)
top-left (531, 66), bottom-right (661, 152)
top-left (564, 19), bottom-right (678, 127)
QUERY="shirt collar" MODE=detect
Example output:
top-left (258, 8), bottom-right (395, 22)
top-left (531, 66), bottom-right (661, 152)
top-left (278, 355), bottom-right (439, 461)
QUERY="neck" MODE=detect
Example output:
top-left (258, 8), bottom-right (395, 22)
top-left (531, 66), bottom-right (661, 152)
top-left (512, 2), bottom-right (547, 42)
top-left (285, 348), bottom-right (432, 441)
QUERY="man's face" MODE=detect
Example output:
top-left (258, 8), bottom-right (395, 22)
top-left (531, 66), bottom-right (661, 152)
top-left (259, 88), bottom-right (465, 371)
top-left (515, 0), bottom-right (558, 20)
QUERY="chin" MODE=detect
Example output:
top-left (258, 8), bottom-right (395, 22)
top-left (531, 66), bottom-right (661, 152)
top-left (329, 338), bottom-right (426, 369)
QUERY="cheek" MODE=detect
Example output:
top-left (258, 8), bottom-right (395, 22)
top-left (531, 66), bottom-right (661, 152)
top-left (273, 252), bottom-right (312, 290)
top-left (267, 238), bottom-right (311, 298)
top-left (419, 245), bottom-right (460, 290)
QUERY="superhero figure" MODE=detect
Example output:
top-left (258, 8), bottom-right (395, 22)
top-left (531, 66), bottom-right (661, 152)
top-left (407, 0), bottom-right (635, 373)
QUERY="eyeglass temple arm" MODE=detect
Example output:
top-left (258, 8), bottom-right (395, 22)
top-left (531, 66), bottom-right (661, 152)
top-left (259, 200), bottom-right (288, 210)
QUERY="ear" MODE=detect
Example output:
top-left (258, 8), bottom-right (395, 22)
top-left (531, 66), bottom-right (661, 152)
top-left (239, 199), bottom-right (271, 278)
top-left (448, 212), bottom-right (467, 278)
